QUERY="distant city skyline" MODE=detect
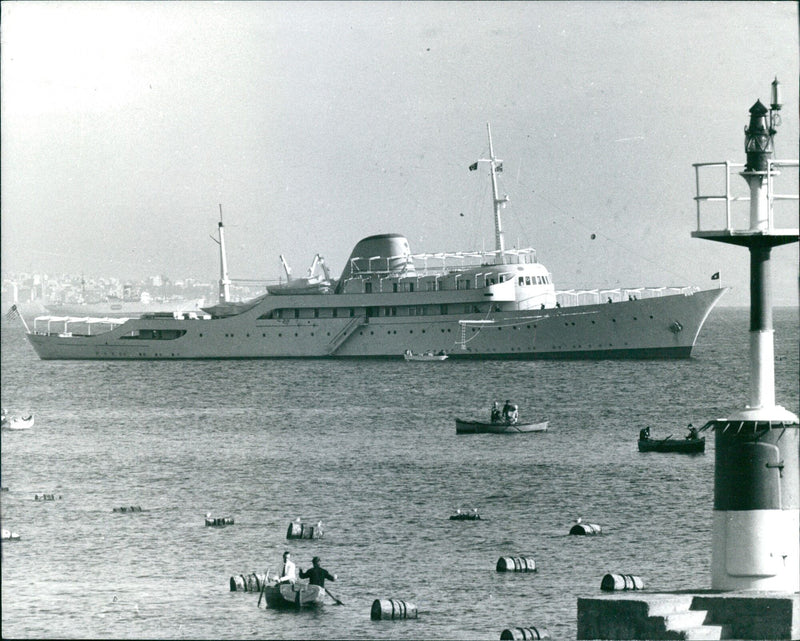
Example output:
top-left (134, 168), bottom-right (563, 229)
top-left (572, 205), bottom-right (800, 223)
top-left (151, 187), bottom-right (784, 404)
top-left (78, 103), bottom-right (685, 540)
top-left (2, 1), bottom-right (797, 306)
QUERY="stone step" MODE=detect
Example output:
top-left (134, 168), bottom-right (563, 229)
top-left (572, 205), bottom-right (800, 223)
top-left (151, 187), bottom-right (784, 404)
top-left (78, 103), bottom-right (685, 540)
top-left (664, 610), bottom-right (710, 629)
top-left (674, 624), bottom-right (726, 640)
top-left (644, 596), bottom-right (697, 616)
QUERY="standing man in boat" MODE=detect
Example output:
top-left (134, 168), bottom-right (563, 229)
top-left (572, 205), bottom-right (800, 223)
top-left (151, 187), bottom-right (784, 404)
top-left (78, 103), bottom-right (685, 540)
top-left (299, 556), bottom-right (336, 587)
top-left (275, 550), bottom-right (296, 584)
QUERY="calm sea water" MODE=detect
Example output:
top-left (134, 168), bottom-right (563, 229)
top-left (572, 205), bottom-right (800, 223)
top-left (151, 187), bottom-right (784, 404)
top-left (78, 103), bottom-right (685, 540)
top-left (1, 307), bottom-right (798, 640)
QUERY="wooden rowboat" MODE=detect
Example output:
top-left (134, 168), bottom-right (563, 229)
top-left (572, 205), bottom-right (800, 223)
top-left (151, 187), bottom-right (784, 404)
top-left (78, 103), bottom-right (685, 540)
top-left (455, 418), bottom-right (548, 434)
top-left (264, 583), bottom-right (326, 608)
top-left (404, 349), bottom-right (448, 361)
top-left (638, 436), bottom-right (705, 453)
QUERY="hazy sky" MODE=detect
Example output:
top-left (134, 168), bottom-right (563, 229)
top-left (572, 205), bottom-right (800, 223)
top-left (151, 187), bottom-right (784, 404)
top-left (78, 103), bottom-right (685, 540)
top-left (1, 1), bottom-right (797, 305)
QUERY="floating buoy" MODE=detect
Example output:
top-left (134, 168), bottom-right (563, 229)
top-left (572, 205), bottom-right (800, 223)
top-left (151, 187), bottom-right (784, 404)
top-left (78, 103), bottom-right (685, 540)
top-left (600, 573), bottom-right (644, 591)
top-left (286, 520), bottom-right (323, 539)
top-left (450, 508), bottom-right (481, 521)
top-left (500, 626), bottom-right (551, 640)
top-left (113, 506), bottom-right (143, 513)
top-left (569, 522), bottom-right (602, 535)
top-left (496, 556), bottom-right (536, 573)
top-left (371, 598), bottom-right (418, 620)
top-left (205, 515), bottom-right (234, 527)
top-left (229, 572), bottom-right (268, 592)
top-left (1, 528), bottom-right (20, 541)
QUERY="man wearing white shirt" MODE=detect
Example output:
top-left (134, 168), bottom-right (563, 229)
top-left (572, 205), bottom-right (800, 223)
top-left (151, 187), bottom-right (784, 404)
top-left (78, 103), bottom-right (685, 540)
top-left (275, 550), bottom-right (296, 584)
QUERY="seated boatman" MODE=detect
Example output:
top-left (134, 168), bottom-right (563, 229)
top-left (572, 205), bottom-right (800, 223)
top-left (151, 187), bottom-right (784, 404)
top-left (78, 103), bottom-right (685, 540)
top-left (506, 403), bottom-right (519, 424)
top-left (275, 550), bottom-right (296, 584)
top-left (503, 400), bottom-right (519, 424)
top-left (299, 556), bottom-right (336, 587)
top-left (491, 401), bottom-right (502, 423)
top-left (639, 426), bottom-right (651, 440)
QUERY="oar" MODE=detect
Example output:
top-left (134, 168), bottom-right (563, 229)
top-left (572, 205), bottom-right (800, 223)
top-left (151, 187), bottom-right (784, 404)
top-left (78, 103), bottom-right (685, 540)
top-left (257, 568), bottom-right (270, 608)
top-left (324, 587), bottom-right (344, 605)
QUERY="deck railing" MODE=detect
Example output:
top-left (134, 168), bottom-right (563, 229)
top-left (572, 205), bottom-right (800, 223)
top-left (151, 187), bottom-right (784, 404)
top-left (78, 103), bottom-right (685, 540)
top-left (555, 286), bottom-right (698, 307)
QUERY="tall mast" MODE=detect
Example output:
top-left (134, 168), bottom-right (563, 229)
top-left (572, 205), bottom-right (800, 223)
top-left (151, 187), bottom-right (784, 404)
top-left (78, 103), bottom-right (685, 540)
top-left (471, 123), bottom-right (509, 264)
top-left (217, 204), bottom-right (231, 303)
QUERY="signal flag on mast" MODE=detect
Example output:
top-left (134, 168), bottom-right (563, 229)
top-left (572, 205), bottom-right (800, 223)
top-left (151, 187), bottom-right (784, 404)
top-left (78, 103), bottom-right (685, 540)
top-left (711, 272), bottom-right (720, 280)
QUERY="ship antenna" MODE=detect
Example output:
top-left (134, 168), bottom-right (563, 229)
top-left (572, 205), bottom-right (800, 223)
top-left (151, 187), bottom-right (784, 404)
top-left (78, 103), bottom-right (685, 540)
top-left (216, 204), bottom-right (231, 303)
top-left (472, 123), bottom-right (509, 264)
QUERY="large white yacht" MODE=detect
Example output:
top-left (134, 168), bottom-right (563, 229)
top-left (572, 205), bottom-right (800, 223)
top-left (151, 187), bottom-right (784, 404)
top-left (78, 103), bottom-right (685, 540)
top-left (25, 126), bottom-right (726, 361)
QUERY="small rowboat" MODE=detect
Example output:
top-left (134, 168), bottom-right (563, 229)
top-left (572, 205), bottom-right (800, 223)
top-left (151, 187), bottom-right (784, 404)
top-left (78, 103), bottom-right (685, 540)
top-left (2, 414), bottom-right (34, 430)
top-left (404, 349), bottom-right (448, 361)
top-left (455, 418), bottom-right (548, 434)
top-left (638, 436), bottom-right (705, 453)
top-left (264, 583), bottom-right (326, 608)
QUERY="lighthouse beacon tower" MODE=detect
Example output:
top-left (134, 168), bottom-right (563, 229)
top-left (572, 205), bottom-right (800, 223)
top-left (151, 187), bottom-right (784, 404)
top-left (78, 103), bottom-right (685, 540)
top-left (693, 78), bottom-right (799, 591)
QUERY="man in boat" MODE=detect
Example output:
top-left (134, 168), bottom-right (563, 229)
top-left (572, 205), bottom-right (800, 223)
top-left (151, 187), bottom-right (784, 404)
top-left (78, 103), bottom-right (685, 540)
top-left (275, 550), bottom-right (296, 584)
top-left (491, 402), bottom-right (502, 423)
top-left (502, 400), bottom-right (519, 424)
top-left (299, 556), bottom-right (336, 587)
top-left (685, 424), bottom-right (699, 440)
top-left (639, 426), bottom-right (651, 440)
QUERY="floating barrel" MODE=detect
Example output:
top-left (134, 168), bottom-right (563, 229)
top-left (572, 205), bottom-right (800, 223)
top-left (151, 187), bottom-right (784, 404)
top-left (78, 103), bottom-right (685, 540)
top-left (286, 521), bottom-right (323, 539)
top-left (450, 510), bottom-right (481, 520)
top-left (600, 573), bottom-right (644, 591)
top-left (205, 516), bottom-right (234, 526)
top-left (500, 626), bottom-right (551, 640)
top-left (569, 522), bottom-right (602, 535)
top-left (496, 556), bottom-right (536, 572)
top-left (113, 506), bottom-right (143, 513)
top-left (229, 572), bottom-right (268, 592)
top-left (371, 598), bottom-right (418, 620)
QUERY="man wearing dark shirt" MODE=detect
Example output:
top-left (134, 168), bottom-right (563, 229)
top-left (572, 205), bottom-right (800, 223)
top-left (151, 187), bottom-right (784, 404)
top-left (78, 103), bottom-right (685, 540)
top-left (299, 556), bottom-right (336, 587)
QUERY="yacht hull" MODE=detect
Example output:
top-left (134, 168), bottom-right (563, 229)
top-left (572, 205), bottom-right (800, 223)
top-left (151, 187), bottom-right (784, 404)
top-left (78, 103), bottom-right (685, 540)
top-left (26, 288), bottom-right (726, 361)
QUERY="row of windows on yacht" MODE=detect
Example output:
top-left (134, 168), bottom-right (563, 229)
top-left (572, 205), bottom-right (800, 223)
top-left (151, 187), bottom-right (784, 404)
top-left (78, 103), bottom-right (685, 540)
top-left (261, 303), bottom-right (507, 320)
